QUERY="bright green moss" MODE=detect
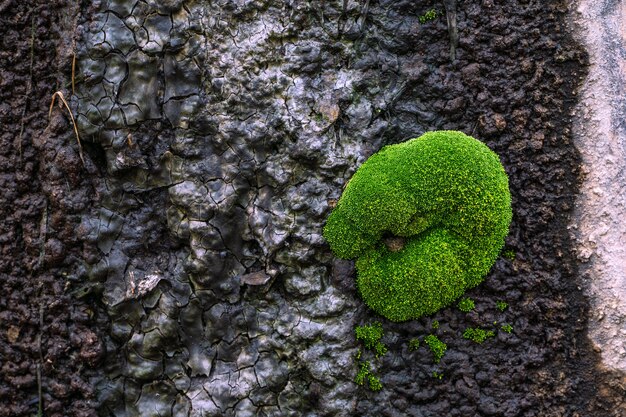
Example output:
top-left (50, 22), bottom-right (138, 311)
top-left (496, 301), bottom-right (508, 311)
top-left (501, 323), bottom-right (513, 334)
top-left (355, 361), bottom-right (369, 385)
top-left (431, 320), bottom-right (440, 330)
top-left (502, 249), bottom-right (516, 260)
top-left (355, 361), bottom-right (383, 391)
top-left (368, 374), bottom-right (383, 391)
top-left (324, 131), bottom-right (512, 321)
top-left (355, 322), bottom-right (387, 357)
top-left (408, 338), bottom-right (420, 351)
top-left (424, 334), bottom-right (447, 363)
top-left (432, 371), bottom-right (444, 380)
top-left (458, 297), bottom-right (475, 312)
top-left (419, 8), bottom-right (439, 24)
top-left (463, 327), bottom-right (495, 343)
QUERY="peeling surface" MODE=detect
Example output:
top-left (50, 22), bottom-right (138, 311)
top-left (571, 0), bottom-right (626, 373)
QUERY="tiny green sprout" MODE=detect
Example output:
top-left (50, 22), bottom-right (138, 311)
top-left (355, 322), bottom-right (388, 357)
top-left (368, 374), bottom-right (383, 391)
top-left (432, 320), bottom-right (440, 330)
top-left (356, 348), bottom-right (362, 360)
top-left (432, 371), bottom-right (444, 380)
top-left (463, 327), bottom-right (495, 344)
top-left (424, 334), bottom-right (447, 363)
top-left (502, 249), bottom-right (516, 260)
top-left (419, 8), bottom-right (439, 24)
top-left (496, 301), bottom-right (509, 312)
top-left (355, 361), bottom-right (383, 391)
top-left (355, 361), bottom-right (370, 385)
top-left (408, 338), bottom-right (420, 351)
top-left (501, 323), bottom-right (513, 334)
top-left (458, 297), bottom-right (475, 312)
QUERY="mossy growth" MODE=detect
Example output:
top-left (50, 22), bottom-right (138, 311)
top-left (502, 249), bottom-right (516, 260)
top-left (355, 322), bottom-right (387, 357)
top-left (431, 320), bottom-right (440, 330)
top-left (324, 131), bottom-right (512, 322)
top-left (458, 297), bottom-right (475, 312)
top-left (432, 371), bottom-right (444, 380)
top-left (501, 323), bottom-right (513, 334)
top-left (419, 8), bottom-right (439, 24)
top-left (408, 338), bottom-right (420, 351)
top-left (355, 361), bottom-right (382, 391)
top-left (368, 374), bottom-right (383, 391)
top-left (424, 334), bottom-right (447, 363)
top-left (463, 327), bottom-right (495, 344)
top-left (496, 301), bottom-right (508, 312)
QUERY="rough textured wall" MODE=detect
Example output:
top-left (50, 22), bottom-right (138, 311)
top-left (571, 0), bottom-right (626, 376)
top-left (3, 0), bottom-right (625, 416)
top-left (0, 2), bottom-right (103, 416)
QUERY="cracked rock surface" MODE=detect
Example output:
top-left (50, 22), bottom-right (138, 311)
top-left (2, 0), bottom-right (626, 416)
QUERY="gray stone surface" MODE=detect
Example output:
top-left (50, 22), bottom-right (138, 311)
top-left (75, 1), bottom-right (369, 415)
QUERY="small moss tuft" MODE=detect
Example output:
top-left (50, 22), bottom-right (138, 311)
top-left (431, 320), bottom-right (440, 330)
top-left (408, 338), bottom-right (420, 351)
top-left (419, 9), bottom-right (439, 24)
top-left (458, 297), bottom-right (475, 312)
top-left (355, 322), bottom-right (387, 357)
top-left (463, 327), bottom-right (495, 344)
top-left (496, 301), bottom-right (508, 312)
top-left (355, 361), bottom-right (383, 391)
top-left (368, 374), bottom-right (383, 391)
top-left (502, 249), bottom-right (516, 260)
top-left (355, 361), bottom-right (369, 386)
top-left (501, 323), bottom-right (513, 334)
top-left (424, 334), bottom-right (447, 363)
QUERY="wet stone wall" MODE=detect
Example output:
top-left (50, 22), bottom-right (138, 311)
top-left (68, 0), bottom-right (621, 416)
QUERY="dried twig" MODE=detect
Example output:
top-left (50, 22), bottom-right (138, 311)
top-left (49, 91), bottom-right (85, 165)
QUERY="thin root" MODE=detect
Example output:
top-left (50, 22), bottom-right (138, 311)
top-left (49, 91), bottom-right (85, 165)
top-left (71, 53), bottom-right (76, 95)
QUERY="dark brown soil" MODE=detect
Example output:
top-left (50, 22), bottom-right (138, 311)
top-left (0, 1), bottom-right (104, 416)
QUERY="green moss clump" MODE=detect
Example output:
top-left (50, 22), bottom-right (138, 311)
top-left (458, 297), bottom-right (475, 312)
top-left (368, 375), bottom-right (383, 391)
top-left (501, 323), bottom-right (513, 334)
top-left (431, 320), bottom-right (440, 330)
top-left (424, 334), bottom-right (447, 363)
top-left (355, 322), bottom-right (387, 357)
top-left (355, 361), bottom-right (382, 391)
top-left (419, 8), bottom-right (439, 24)
top-left (463, 327), bottom-right (495, 343)
top-left (496, 301), bottom-right (508, 311)
top-left (324, 131), bottom-right (512, 322)
top-left (408, 338), bottom-right (420, 351)
top-left (502, 249), bottom-right (516, 260)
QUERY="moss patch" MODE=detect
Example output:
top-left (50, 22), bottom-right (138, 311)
top-left (457, 297), bottom-right (475, 312)
top-left (463, 327), bottom-right (496, 344)
top-left (355, 322), bottom-right (387, 357)
top-left (424, 334), bottom-right (447, 363)
top-left (324, 131), bottom-right (512, 321)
